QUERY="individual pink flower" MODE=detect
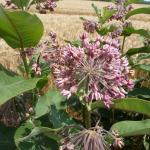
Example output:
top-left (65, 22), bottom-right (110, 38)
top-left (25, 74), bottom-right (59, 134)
top-left (52, 33), bottom-right (133, 107)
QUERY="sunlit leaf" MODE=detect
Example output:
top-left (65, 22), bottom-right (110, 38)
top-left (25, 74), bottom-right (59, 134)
top-left (0, 64), bottom-right (40, 106)
top-left (134, 64), bottom-right (150, 72)
top-left (111, 119), bottom-right (150, 137)
top-left (125, 7), bottom-right (150, 19)
top-left (101, 7), bottom-right (116, 24)
top-left (34, 89), bottom-right (65, 119)
top-left (0, 6), bottom-right (43, 48)
top-left (92, 98), bottom-right (150, 116)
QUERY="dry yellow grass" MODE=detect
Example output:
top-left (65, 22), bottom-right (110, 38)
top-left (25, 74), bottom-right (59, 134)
top-left (0, 0), bottom-right (150, 71)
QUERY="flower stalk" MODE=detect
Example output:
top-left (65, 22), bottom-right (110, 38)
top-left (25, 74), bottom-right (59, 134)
top-left (83, 104), bottom-right (91, 129)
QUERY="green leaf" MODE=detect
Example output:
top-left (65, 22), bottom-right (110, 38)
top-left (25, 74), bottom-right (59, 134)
top-left (49, 105), bottom-right (75, 128)
top-left (14, 121), bottom-right (60, 150)
top-left (129, 87), bottom-right (150, 99)
top-left (136, 53), bottom-right (150, 63)
top-left (123, 26), bottom-right (150, 38)
top-left (0, 64), bottom-right (41, 105)
top-left (91, 98), bottom-right (150, 116)
top-left (134, 29), bottom-right (150, 38)
top-left (126, 47), bottom-right (150, 56)
top-left (126, 7), bottom-right (150, 19)
top-left (16, 127), bottom-right (61, 143)
top-left (134, 64), bottom-right (150, 72)
top-left (111, 119), bottom-right (150, 137)
top-left (11, 0), bottom-right (33, 10)
top-left (101, 8), bottom-right (116, 24)
top-left (34, 89), bottom-right (65, 118)
top-left (14, 121), bottom-right (34, 146)
top-left (97, 25), bottom-right (117, 36)
top-left (65, 39), bottom-right (81, 47)
top-left (0, 6), bottom-right (43, 49)
top-left (125, 0), bottom-right (143, 5)
top-left (91, 3), bottom-right (101, 17)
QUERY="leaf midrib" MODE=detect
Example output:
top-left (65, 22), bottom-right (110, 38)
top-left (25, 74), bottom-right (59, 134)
top-left (0, 6), bottom-right (24, 49)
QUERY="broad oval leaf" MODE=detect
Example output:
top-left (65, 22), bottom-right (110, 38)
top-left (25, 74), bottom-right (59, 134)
top-left (49, 105), bottom-right (76, 128)
top-left (125, 7), bottom-right (150, 19)
top-left (34, 89), bottom-right (65, 119)
top-left (111, 119), bottom-right (150, 137)
top-left (91, 98), bottom-right (150, 116)
top-left (0, 6), bottom-right (43, 48)
top-left (0, 64), bottom-right (40, 105)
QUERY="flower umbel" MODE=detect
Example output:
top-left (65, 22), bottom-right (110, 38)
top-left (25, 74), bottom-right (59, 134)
top-left (52, 33), bottom-right (133, 107)
top-left (108, 0), bottom-right (133, 21)
top-left (60, 125), bottom-right (124, 150)
top-left (83, 20), bottom-right (98, 33)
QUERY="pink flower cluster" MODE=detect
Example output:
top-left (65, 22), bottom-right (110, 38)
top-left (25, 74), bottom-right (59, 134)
top-left (52, 33), bottom-right (133, 107)
top-left (46, 0), bottom-right (57, 11)
top-left (83, 20), bottom-right (98, 33)
top-left (108, 0), bottom-right (133, 21)
top-left (32, 63), bottom-right (42, 76)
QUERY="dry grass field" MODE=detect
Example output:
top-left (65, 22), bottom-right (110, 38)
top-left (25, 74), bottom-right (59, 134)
top-left (0, 0), bottom-right (150, 71)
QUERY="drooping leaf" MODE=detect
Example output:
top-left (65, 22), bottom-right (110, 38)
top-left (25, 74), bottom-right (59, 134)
top-left (123, 26), bottom-right (150, 38)
top-left (91, 98), bottom-right (150, 116)
top-left (49, 105), bottom-right (75, 128)
top-left (34, 89), bottom-right (65, 119)
top-left (111, 119), bottom-right (150, 137)
top-left (134, 29), bottom-right (150, 38)
top-left (125, 7), bottom-right (150, 19)
top-left (16, 126), bottom-right (61, 143)
top-left (136, 53), bottom-right (150, 63)
top-left (0, 6), bottom-right (43, 48)
top-left (134, 64), bottom-right (150, 72)
top-left (0, 64), bottom-right (40, 106)
top-left (14, 121), bottom-right (34, 147)
top-left (126, 47), bottom-right (150, 56)
top-left (14, 121), bottom-right (60, 150)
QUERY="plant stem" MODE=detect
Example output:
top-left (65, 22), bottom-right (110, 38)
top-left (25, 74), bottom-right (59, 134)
top-left (121, 36), bottom-right (126, 54)
top-left (20, 48), bottom-right (29, 78)
top-left (83, 104), bottom-right (91, 129)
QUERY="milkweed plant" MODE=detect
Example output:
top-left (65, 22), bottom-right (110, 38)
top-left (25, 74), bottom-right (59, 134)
top-left (0, 0), bottom-right (150, 149)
